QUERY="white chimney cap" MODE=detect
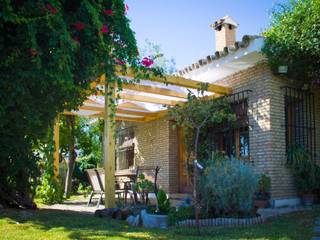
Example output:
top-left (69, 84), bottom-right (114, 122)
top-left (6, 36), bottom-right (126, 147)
top-left (210, 16), bottom-right (238, 30)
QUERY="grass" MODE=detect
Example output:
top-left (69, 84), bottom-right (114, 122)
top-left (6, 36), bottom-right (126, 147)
top-left (0, 207), bottom-right (318, 240)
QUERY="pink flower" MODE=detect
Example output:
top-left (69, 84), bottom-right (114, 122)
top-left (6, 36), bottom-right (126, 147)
top-left (73, 22), bottom-right (85, 31)
top-left (103, 9), bottom-right (113, 15)
top-left (125, 4), bottom-right (129, 13)
top-left (141, 57), bottom-right (154, 67)
top-left (46, 3), bottom-right (57, 14)
top-left (101, 24), bottom-right (108, 34)
top-left (115, 59), bottom-right (125, 65)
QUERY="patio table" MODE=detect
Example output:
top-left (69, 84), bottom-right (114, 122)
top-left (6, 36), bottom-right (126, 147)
top-left (115, 169), bottom-right (138, 204)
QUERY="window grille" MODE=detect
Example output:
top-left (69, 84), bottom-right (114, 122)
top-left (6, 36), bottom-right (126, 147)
top-left (282, 87), bottom-right (316, 161)
top-left (209, 90), bottom-right (251, 160)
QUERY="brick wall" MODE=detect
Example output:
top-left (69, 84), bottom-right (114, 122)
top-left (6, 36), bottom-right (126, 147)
top-left (214, 62), bottom-right (298, 200)
top-left (123, 118), bottom-right (179, 193)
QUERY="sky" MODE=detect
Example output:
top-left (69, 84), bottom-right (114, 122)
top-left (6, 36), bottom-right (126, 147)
top-left (125, 0), bottom-right (283, 70)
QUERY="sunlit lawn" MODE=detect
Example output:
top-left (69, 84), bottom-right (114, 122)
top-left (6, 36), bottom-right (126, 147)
top-left (0, 207), bottom-right (318, 240)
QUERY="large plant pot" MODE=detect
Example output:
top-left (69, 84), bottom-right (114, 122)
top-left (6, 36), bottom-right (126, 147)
top-left (141, 209), bottom-right (168, 229)
top-left (301, 193), bottom-right (315, 206)
top-left (253, 199), bottom-right (269, 209)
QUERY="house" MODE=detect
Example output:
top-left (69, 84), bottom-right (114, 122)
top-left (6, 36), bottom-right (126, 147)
top-left (114, 16), bottom-right (320, 208)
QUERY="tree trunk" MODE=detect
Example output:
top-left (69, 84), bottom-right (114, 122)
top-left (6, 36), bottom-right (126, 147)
top-left (194, 127), bottom-right (201, 235)
top-left (64, 115), bottom-right (76, 198)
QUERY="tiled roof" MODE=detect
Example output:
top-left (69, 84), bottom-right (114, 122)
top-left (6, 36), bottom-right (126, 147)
top-left (177, 35), bottom-right (263, 76)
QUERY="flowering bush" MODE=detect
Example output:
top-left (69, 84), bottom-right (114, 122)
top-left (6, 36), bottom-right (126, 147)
top-left (0, 0), bottom-right (163, 208)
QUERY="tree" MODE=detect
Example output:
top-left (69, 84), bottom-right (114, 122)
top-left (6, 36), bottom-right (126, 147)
top-left (0, 0), bottom-right (142, 208)
top-left (263, 0), bottom-right (320, 85)
top-left (168, 92), bottom-right (235, 234)
top-left (64, 115), bottom-right (77, 198)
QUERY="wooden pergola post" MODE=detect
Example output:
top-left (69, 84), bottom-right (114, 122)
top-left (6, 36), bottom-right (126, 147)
top-left (103, 81), bottom-right (116, 208)
top-left (53, 115), bottom-right (60, 179)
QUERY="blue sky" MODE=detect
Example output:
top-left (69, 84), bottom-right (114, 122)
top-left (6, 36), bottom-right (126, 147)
top-left (126, 0), bottom-right (282, 70)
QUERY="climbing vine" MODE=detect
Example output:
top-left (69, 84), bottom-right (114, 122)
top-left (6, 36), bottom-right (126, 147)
top-left (0, 0), bottom-right (162, 208)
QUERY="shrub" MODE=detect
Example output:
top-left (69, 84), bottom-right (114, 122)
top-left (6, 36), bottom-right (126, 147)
top-left (133, 174), bottom-right (153, 205)
top-left (202, 158), bottom-right (258, 215)
top-left (156, 189), bottom-right (170, 214)
top-left (168, 206), bottom-right (194, 226)
top-left (288, 145), bottom-right (320, 194)
top-left (255, 173), bottom-right (271, 200)
top-left (36, 175), bottom-right (64, 205)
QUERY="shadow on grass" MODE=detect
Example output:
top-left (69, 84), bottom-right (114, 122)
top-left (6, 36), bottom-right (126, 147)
top-left (0, 207), bottom-right (318, 240)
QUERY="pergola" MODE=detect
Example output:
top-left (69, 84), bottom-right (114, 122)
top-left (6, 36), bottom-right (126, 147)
top-left (53, 70), bottom-right (231, 208)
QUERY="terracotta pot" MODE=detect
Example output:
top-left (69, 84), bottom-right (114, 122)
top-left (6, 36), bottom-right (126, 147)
top-left (253, 199), bottom-right (269, 209)
top-left (301, 193), bottom-right (314, 206)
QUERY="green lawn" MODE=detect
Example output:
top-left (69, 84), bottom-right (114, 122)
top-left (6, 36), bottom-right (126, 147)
top-left (0, 207), bottom-right (318, 240)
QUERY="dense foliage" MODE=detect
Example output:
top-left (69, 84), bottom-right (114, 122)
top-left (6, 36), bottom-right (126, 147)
top-left (156, 189), bottom-right (171, 214)
top-left (0, 0), bottom-right (144, 208)
top-left (263, 0), bottom-right (320, 85)
top-left (35, 128), bottom-right (64, 204)
top-left (201, 154), bottom-right (258, 216)
top-left (288, 145), bottom-right (320, 194)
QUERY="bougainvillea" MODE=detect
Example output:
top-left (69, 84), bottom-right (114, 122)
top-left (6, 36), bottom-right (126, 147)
top-left (0, 0), bottom-right (162, 208)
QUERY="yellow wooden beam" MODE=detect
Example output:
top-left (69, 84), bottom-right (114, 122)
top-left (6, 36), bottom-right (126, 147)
top-left (53, 115), bottom-right (60, 179)
top-left (98, 70), bottom-right (231, 95)
top-left (118, 93), bottom-right (182, 106)
top-left (80, 105), bottom-right (163, 117)
top-left (104, 82), bottom-right (116, 208)
top-left (115, 116), bottom-right (147, 122)
top-left (122, 83), bottom-right (187, 99)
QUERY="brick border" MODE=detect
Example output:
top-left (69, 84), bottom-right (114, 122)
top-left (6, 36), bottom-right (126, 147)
top-left (176, 215), bottom-right (265, 227)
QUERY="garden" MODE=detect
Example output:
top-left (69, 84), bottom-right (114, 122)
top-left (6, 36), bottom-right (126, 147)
top-left (1, 0), bottom-right (320, 239)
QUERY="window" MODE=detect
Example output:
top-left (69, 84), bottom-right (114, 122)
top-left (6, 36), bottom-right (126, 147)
top-left (209, 90), bottom-right (251, 160)
top-left (283, 87), bottom-right (316, 161)
top-left (116, 127), bottom-right (135, 170)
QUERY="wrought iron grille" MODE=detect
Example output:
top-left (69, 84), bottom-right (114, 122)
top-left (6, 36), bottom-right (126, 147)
top-left (208, 90), bottom-right (251, 159)
top-left (282, 87), bottom-right (316, 161)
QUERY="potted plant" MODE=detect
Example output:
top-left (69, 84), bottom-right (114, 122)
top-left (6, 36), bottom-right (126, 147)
top-left (254, 173), bottom-right (271, 208)
top-left (292, 159), bottom-right (318, 206)
top-left (141, 189), bottom-right (171, 228)
top-left (133, 174), bottom-right (154, 205)
top-left (289, 145), bottom-right (319, 206)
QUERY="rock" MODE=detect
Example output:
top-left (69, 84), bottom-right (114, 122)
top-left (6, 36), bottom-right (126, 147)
top-left (94, 208), bottom-right (120, 218)
top-left (0, 204), bottom-right (3, 209)
top-left (133, 214), bottom-right (140, 227)
top-left (126, 215), bottom-right (136, 226)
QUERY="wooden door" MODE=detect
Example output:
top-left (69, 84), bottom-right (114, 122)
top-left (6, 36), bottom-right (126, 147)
top-left (178, 127), bottom-right (192, 193)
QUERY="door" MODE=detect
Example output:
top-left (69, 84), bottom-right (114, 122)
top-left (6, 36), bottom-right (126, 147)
top-left (178, 127), bottom-right (192, 193)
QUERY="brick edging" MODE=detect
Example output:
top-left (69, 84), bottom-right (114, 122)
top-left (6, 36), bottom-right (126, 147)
top-left (176, 215), bottom-right (265, 227)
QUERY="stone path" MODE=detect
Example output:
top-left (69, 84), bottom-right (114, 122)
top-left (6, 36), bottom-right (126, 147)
top-left (312, 217), bottom-right (320, 240)
top-left (41, 198), bottom-right (104, 214)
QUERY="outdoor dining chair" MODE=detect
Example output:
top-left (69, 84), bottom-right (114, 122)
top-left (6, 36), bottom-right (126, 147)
top-left (85, 169), bottom-right (104, 208)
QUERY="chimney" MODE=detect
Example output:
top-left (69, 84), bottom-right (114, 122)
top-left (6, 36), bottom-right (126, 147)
top-left (210, 16), bottom-right (238, 52)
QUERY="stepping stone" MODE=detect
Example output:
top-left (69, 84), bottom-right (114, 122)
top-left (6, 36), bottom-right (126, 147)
top-left (311, 237), bottom-right (320, 240)
top-left (314, 226), bottom-right (320, 233)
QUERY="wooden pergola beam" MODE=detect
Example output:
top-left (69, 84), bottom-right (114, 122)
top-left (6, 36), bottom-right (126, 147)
top-left (79, 105), bottom-right (160, 117)
top-left (122, 83), bottom-right (187, 99)
top-left (64, 111), bottom-right (151, 122)
top-left (53, 116), bottom-right (60, 179)
top-left (104, 82), bottom-right (116, 208)
top-left (98, 70), bottom-right (231, 95)
top-left (118, 93), bottom-right (182, 106)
